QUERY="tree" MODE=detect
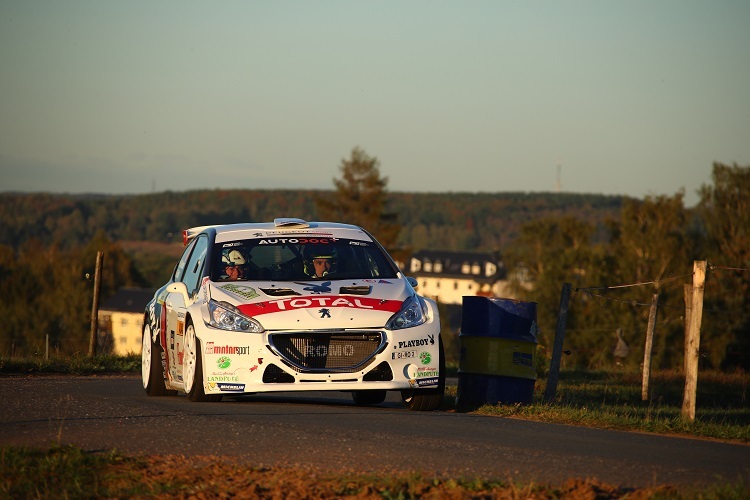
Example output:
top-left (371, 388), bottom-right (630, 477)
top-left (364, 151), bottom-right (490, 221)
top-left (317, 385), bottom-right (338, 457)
top-left (0, 232), bottom-right (144, 356)
top-left (698, 163), bottom-right (750, 369)
top-left (605, 193), bottom-right (691, 369)
top-left (315, 147), bottom-right (400, 250)
top-left (504, 216), bottom-right (615, 369)
top-left (608, 193), bottom-right (689, 285)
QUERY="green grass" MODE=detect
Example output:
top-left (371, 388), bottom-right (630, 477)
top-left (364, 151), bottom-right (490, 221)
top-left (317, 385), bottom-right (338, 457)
top-left (0, 445), bottom-right (142, 499)
top-left (0, 353), bottom-right (140, 375)
top-left (447, 368), bottom-right (750, 442)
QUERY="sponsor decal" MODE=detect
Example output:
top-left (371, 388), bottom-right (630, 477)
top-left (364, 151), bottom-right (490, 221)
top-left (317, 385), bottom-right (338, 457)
top-left (416, 368), bottom-right (439, 378)
top-left (349, 241), bottom-right (368, 246)
top-left (238, 296), bottom-right (402, 316)
top-left (217, 356), bottom-right (231, 369)
top-left (296, 281), bottom-right (332, 294)
top-left (205, 342), bottom-right (252, 355)
top-left (216, 383), bottom-right (245, 392)
top-left (219, 284), bottom-right (259, 301)
top-left (158, 301), bottom-right (167, 340)
top-left (513, 351), bottom-right (533, 367)
top-left (222, 242), bottom-right (243, 247)
top-left (177, 321), bottom-right (184, 336)
top-left (258, 237), bottom-right (336, 245)
top-left (392, 350), bottom-right (416, 360)
top-left (420, 351), bottom-right (432, 365)
top-left (208, 375), bottom-right (240, 382)
top-left (319, 308), bottom-right (331, 318)
top-left (305, 344), bottom-right (355, 357)
top-left (415, 377), bottom-right (439, 387)
top-left (177, 348), bottom-right (184, 365)
top-left (396, 336), bottom-right (434, 349)
top-left (362, 279), bottom-right (392, 284)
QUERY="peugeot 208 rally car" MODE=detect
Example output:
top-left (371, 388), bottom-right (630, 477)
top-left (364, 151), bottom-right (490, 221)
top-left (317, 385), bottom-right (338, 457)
top-left (141, 218), bottom-right (444, 410)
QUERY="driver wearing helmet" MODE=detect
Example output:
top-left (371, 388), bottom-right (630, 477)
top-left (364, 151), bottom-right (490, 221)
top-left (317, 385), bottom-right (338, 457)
top-left (303, 245), bottom-right (337, 278)
top-left (221, 248), bottom-right (249, 280)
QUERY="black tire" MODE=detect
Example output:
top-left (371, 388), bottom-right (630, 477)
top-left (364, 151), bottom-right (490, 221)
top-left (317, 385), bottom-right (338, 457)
top-left (142, 325), bottom-right (176, 396)
top-left (401, 335), bottom-right (445, 411)
top-left (185, 323), bottom-right (222, 403)
top-left (352, 389), bottom-right (387, 406)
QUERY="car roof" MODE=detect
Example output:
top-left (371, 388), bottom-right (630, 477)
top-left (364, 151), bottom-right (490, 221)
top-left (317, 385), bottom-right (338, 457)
top-left (182, 218), bottom-right (370, 245)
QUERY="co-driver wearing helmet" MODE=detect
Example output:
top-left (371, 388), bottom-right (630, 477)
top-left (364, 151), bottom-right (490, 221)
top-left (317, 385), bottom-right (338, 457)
top-left (304, 245), bottom-right (337, 278)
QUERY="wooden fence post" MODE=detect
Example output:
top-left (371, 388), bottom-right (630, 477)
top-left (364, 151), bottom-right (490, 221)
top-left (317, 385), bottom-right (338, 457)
top-left (682, 260), bottom-right (706, 421)
top-left (641, 293), bottom-right (659, 401)
top-left (683, 283), bottom-right (692, 374)
top-left (88, 251), bottom-right (104, 357)
top-left (544, 283), bottom-right (572, 403)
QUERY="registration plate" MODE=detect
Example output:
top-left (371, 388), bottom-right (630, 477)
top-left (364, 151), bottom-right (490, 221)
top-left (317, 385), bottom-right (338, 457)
top-left (392, 350), bottom-right (417, 360)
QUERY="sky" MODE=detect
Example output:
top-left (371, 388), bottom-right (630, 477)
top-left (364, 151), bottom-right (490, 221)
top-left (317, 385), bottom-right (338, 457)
top-left (1, 1), bottom-right (749, 207)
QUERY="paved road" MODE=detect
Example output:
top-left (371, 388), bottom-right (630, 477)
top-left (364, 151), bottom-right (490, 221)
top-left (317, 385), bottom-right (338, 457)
top-left (1, 375), bottom-right (748, 488)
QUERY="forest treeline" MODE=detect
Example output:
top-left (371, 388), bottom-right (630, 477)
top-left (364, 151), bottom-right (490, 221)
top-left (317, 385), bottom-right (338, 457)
top-left (0, 189), bottom-right (624, 253)
top-left (0, 163), bottom-right (747, 372)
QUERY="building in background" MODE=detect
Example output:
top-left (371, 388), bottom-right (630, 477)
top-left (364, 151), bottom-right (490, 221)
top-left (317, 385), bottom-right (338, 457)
top-left (407, 249), bottom-right (530, 335)
top-left (98, 287), bottom-right (154, 355)
top-left (408, 250), bottom-right (516, 304)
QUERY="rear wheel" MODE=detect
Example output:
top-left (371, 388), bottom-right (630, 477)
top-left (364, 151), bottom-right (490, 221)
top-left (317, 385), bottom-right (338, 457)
top-left (141, 325), bottom-right (175, 396)
top-left (184, 321), bottom-right (222, 402)
top-left (352, 390), bottom-right (387, 406)
top-left (401, 335), bottom-right (445, 411)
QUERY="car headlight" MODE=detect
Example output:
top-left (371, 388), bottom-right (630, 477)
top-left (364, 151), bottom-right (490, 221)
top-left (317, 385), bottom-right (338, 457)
top-left (386, 295), bottom-right (428, 330)
top-left (206, 300), bottom-right (264, 333)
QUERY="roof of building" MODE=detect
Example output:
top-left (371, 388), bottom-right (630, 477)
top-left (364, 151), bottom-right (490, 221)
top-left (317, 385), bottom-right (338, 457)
top-left (409, 249), bottom-right (506, 281)
top-left (100, 287), bottom-right (155, 314)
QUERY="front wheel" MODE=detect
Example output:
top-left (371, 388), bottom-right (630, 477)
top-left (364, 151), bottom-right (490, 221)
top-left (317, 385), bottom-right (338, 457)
top-left (142, 324), bottom-right (176, 396)
top-left (184, 322), bottom-right (222, 402)
top-left (401, 335), bottom-right (445, 411)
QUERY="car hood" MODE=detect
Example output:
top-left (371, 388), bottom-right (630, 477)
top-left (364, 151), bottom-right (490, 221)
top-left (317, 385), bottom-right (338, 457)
top-left (209, 279), bottom-right (411, 330)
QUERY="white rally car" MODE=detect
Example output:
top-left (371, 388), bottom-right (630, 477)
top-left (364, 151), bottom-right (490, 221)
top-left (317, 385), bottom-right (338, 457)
top-left (141, 218), bottom-right (444, 410)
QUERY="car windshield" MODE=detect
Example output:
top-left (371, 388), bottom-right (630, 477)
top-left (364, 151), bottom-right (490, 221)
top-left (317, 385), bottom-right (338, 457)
top-left (211, 237), bottom-right (399, 282)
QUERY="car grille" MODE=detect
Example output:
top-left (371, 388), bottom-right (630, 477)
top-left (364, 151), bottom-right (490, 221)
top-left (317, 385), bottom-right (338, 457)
top-left (268, 331), bottom-right (385, 373)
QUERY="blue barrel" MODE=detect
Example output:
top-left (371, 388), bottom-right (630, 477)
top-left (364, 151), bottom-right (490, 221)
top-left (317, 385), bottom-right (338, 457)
top-left (456, 296), bottom-right (538, 408)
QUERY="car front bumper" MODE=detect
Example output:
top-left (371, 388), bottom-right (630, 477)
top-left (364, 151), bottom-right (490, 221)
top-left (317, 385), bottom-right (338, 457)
top-left (195, 320), bottom-right (442, 396)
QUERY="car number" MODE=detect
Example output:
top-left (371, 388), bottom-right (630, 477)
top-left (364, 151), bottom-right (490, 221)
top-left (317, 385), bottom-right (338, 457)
top-left (392, 350), bottom-right (417, 360)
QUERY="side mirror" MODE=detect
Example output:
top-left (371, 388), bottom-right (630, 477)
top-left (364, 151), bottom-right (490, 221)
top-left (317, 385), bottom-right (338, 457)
top-left (166, 282), bottom-right (190, 301)
top-left (406, 276), bottom-right (418, 289)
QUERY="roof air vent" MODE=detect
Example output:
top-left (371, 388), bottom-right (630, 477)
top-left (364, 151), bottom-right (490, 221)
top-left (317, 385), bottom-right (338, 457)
top-left (274, 218), bottom-right (309, 228)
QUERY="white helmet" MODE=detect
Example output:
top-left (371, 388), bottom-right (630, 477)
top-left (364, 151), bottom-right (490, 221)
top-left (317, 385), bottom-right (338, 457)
top-left (222, 249), bottom-right (247, 266)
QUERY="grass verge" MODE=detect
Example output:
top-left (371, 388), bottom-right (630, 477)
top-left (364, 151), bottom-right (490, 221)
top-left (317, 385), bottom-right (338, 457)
top-left (4, 445), bottom-right (747, 499)
top-left (0, 353), bottom-right (140, 375)
top-left (448, 368), bottom-right (750, 443)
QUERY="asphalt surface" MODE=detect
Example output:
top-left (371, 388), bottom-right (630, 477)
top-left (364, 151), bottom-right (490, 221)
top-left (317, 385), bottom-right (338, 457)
top-left (1, 374), bottom-right (748, 488)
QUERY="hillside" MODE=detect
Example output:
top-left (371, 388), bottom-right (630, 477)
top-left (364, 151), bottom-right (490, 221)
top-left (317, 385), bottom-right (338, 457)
top-left (0, 189), bottom-right (626, 253)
